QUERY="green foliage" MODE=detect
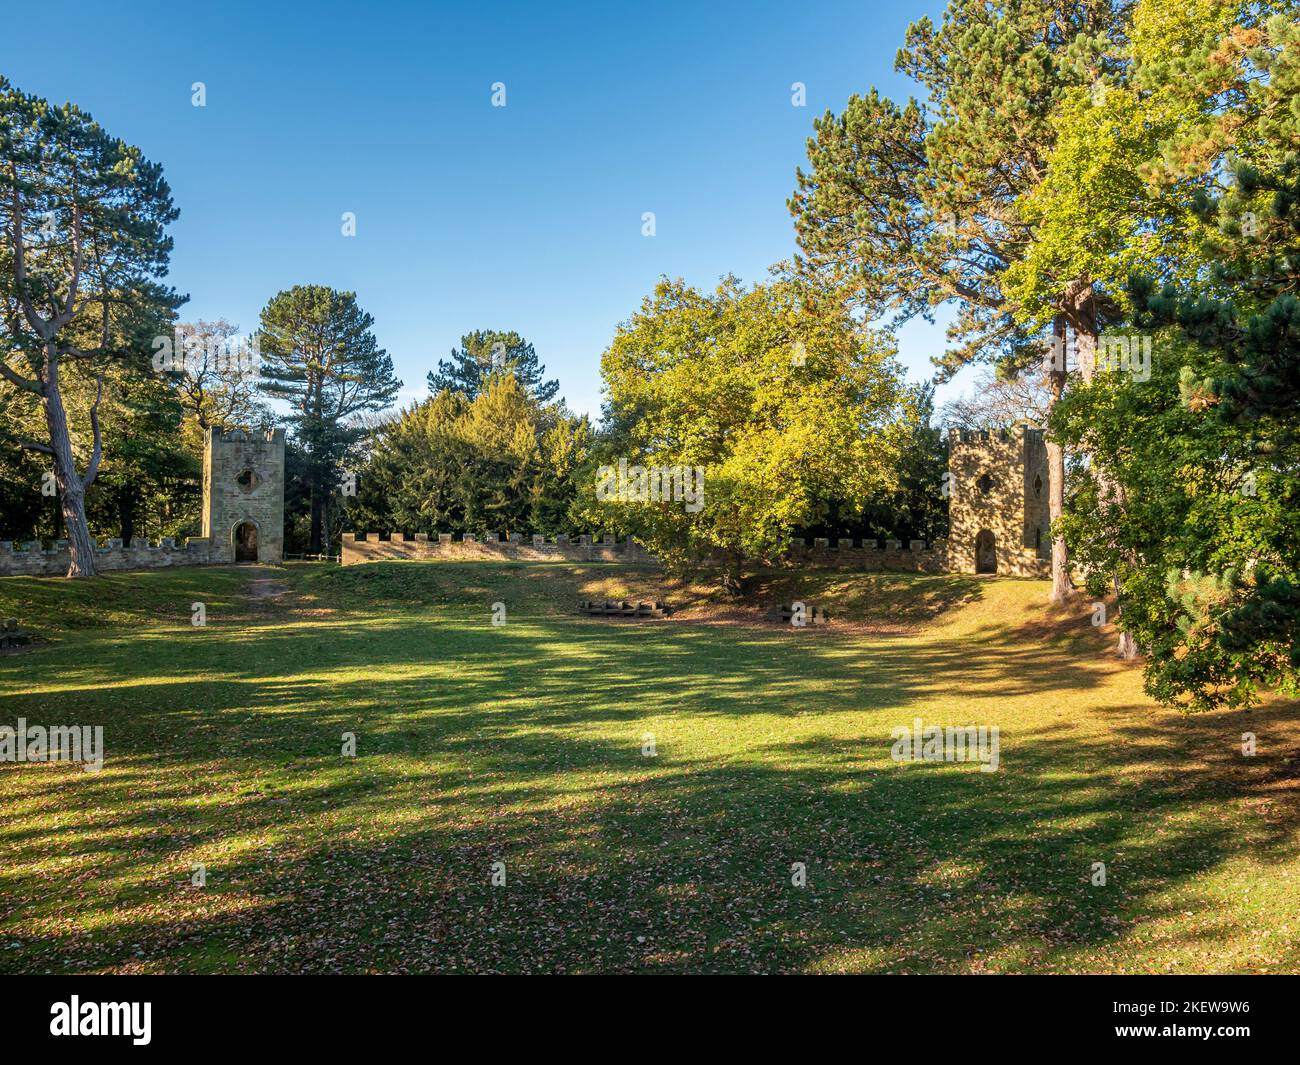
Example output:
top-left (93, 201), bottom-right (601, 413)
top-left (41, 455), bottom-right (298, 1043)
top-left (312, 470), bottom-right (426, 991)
top-left (790, 0), bottom-right (1126, 376)
top-left (853, 384), bottom-right (950, 544)
top-left (589, 275), bottom-right (915, 582)
top-left (1001, 0), bottom-right (1300, 337)
top-left (257, 286), bottom-right (401, 551)
top-left (0, 76), bottom-right (180, 377)
top-left (83, 361), bottom-right (194, 544)
top-left (1051, 4), bottom-right (1300, 708)
top-left (1051, 325), bottom-right (1299, 709)
top-left (0, 388), bottom-right (48, 540)
top-left (357, 372), bottom-right (590, 536)
top-left (427, 329), bottom-right (559, 404)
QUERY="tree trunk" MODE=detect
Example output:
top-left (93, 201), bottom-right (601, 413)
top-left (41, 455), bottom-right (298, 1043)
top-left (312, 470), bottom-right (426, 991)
top-left (720, 555), bottom-right (743, 597)
top-left (1113, 576), bottom-right (1138, 659)
top-left (309, 471), bottom-right (323, 553)
top-left (119, 490), bottom-right (135, 548)
top-left (42, 358), bottom-right (97, 577)
top-left (1046, 315), bottom-right (1072, 604)
top-left (1065, 280), bottom-right (1137, 660)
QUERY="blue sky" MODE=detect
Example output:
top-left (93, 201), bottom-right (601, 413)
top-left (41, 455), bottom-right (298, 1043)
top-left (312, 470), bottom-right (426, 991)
top-left (1, 0), bottom-right (963, 418)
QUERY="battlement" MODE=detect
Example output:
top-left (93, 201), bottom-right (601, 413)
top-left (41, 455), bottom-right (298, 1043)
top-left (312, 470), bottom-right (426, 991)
top-left (342, 531), bottom-right (655, 565)
top-left (781, 536), bottom-right (951, 572)
top-left (0, 536), bottom-right (216, 577)
top-left (948, 424), bottom-right (1042, 446)
top-left (341, 532), bottom-right (958, 572)
top-left (210, 427), bottom-right (285, 444)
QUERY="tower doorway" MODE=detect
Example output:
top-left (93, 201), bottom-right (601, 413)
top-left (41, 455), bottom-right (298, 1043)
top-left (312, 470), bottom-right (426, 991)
top-left (234, 521), bottom-right (259, 562)
top-left (975, 529), bottom-right (997, 574)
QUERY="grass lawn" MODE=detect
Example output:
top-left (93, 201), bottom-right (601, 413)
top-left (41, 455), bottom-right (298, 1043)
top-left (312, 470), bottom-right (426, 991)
top-left (1, 561), bottom-right (1297, 974)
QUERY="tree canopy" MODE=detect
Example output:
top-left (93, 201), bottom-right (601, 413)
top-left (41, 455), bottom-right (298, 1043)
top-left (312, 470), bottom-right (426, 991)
top-left (0, 75), bottom-right (181, 574)
top-left (257, 285), bottom-right (400, 552)
top-left (590, 275), bottom-right (917, 589)
top-left (427, 329), bottom-right (559, 404)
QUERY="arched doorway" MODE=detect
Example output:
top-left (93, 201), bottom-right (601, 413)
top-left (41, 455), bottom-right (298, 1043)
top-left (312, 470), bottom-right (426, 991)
top-left (975, 529), bottom-right (997, 574)
top-left (234, 521), bottom-right (259, 562)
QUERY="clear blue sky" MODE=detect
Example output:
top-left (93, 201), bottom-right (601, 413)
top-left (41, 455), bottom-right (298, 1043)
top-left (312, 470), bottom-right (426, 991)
top-left (1, 0), bottom-right (963, 419)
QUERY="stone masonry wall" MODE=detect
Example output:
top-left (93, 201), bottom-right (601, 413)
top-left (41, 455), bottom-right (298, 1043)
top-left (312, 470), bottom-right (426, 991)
top-left (342, 532), bottom-right (656, 565)
top-left (0, 537), bottom-right (215, 577)
top-left (947, 426), bottom-right (1051, 578)
top-left (202, 427), bottom-right (286, 564)
top-left (342, 532), bottom-right (954, 571)
top-left (1021, 428), bottom-right (1051, 557)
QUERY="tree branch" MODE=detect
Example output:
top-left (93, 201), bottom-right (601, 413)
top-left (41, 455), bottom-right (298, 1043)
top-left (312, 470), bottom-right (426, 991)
top-left (0, 358), bottom-right (42, 394)
top-left (8, 173), bottom-right (51, 339)
top-left (83, 373), bottom-right (104, 488)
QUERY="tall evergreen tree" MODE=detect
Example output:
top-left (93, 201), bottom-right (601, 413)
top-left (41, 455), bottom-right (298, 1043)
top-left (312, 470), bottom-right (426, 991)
top-left (257, 285), bottom-right (400, 553)
top-left (789, 0), bottom-right (1130, 603)
top-left (0, 76), bottom-right (181, 575)
top-left (427, 329), bottom-right (559, 404)
top-left (1051, 4), bottom-right (1300, 707)
top-left (360, 371), bottom-right (590, 536)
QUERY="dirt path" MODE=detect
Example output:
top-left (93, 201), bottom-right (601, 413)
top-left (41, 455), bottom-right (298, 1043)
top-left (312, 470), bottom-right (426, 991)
top-left (246, 566), bottom-right (289, 603)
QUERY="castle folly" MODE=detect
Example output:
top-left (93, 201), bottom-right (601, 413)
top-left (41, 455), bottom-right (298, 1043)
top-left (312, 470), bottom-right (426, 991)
top-left (946, 425), bottom-right (1052, 577)
top-left (342, 425), bottom-right (1053, 578)
top-left (201, 427), bottom-right (286, 564)
top-left (0, 428), bottom-right (285, 577)
top-left (0, 423), bottom-right (1051, 578)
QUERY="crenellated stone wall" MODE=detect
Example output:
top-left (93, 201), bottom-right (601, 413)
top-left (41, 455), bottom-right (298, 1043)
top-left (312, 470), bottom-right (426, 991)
top-left (341, 424), bottom-right (1058, 579)
top-left (0, 536), bottom-right (216, 577)
top-left (3, 425), bottom-right (1054, 580)
top-left (0, 426), bottom-right (286, 578)
top-left (782, 536), bottom-right (951, 572)
top-left (341, 531), bottom-right (958, 572)
top-left (342, 532), bottom-right (656, 565)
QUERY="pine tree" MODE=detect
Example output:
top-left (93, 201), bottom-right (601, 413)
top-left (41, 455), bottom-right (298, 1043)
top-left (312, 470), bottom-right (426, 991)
top-left (257, 286), bottom-right (400, 553)
top-left (789, 0), bottom-right (1129, 603)
top-left (427, 329), bottom-right (559, 404)
top-left (0, 76), bottom-right (181, 575)
top-left (1049, 6), bottom-right (1300, 708)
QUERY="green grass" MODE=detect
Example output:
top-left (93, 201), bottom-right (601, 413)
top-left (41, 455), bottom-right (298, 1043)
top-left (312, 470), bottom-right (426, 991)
top-left (1, 560), bottom-right (1297, 973)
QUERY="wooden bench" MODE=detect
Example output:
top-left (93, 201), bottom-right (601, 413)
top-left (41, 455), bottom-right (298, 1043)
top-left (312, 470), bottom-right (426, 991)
top-left (578, 600), bottom-right (671, 618)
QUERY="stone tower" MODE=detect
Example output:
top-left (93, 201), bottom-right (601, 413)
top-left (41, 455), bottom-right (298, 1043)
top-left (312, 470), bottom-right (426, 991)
top-left (202, 427), bottom-right (286, 564)
top-left (946, 425), bottom-right (1051, 577)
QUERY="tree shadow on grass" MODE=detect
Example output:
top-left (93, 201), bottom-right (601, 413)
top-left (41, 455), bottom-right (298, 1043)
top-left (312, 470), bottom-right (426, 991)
top-left (5, 712), bottom-right (1296, 973)
top-left (1, 602), bottom-right (1127, 750)
top-left (3, 573), bottom-right (1298, 973)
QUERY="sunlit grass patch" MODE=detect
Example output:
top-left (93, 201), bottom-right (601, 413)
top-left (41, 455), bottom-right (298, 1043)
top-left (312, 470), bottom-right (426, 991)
top-left (1, 562), bottom-right (1297, 973)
